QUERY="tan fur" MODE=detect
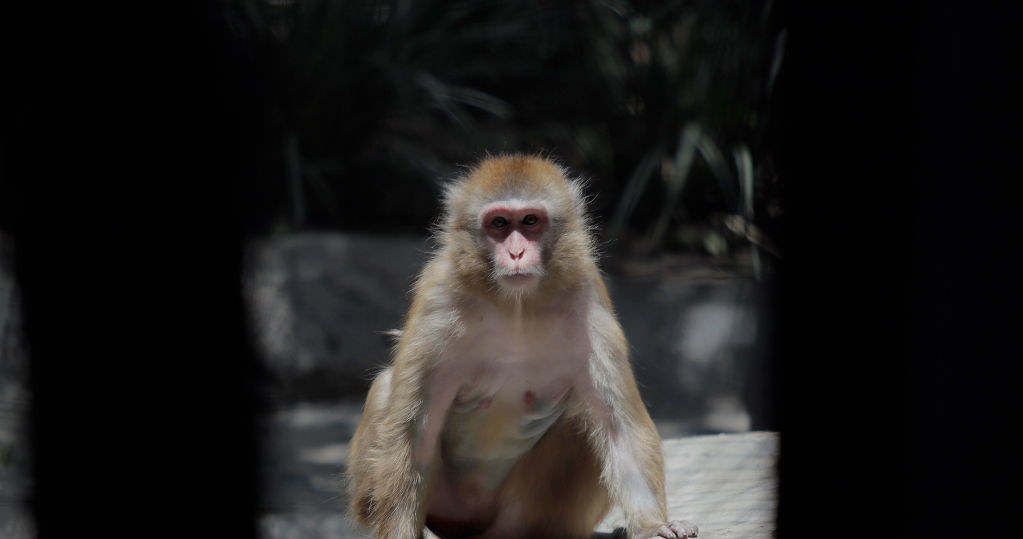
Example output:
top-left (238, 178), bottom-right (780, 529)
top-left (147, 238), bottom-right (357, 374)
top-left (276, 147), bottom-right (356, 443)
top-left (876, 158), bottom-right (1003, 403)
top-left (346, 155), bottom-right (691, 539)
top-left (489, 414), bottom-right (612, 539)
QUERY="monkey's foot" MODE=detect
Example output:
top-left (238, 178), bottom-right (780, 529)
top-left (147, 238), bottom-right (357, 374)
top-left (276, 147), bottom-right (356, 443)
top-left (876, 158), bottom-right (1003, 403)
top-left (647, 520), bottom-right (698, 538)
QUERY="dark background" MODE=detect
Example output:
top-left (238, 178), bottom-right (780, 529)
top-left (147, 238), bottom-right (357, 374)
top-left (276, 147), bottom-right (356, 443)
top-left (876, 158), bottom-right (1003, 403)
top-left (2, 0), bottom-right (1020, 538)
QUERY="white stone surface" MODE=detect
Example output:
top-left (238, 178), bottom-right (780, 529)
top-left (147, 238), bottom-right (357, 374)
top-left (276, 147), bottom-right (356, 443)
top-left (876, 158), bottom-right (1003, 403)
top-left (596, 431), bottom-right (777, 539)
top-left (260, 400), bottom-right (777, 539)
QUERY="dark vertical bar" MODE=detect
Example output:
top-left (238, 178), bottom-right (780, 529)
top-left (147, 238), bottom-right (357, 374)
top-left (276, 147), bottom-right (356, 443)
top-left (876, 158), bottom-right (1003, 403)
top-left (777, 2), bottom-right (1022, 538)
top-left (899, 2), bottom-right (1022, 537)
top-left (2, 2), bottom-right (263, 537)
top-left (775, 1), bottom-right (910, 537)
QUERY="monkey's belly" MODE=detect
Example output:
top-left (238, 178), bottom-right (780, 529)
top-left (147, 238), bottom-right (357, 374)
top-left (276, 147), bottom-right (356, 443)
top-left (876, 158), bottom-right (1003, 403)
top-left (427, 392), bottom-right (566, 525)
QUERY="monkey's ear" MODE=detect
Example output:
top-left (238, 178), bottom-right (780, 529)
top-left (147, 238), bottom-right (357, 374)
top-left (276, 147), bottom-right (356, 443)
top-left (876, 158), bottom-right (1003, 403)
top-left (568, 180), bottom-right (584, 204)
top-left (566, 176), bottom-right (591, 216)
top-left (440, 182), bottom-right (458, 212)
top-left (440, 179), bottom-right (470, 224)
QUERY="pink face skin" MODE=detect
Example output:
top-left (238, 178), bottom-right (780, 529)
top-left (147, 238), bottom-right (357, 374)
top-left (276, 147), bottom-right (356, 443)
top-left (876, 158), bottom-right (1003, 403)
top-left (480, 202), bottom-right (548, 287)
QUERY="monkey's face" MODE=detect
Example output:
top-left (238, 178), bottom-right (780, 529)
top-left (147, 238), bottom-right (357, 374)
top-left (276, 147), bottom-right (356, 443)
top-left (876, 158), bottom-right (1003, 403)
top-left (478, 200), bottom-right (549, 292)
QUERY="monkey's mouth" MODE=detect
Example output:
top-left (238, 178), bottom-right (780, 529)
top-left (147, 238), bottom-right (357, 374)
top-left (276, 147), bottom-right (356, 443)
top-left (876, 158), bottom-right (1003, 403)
top-left (498, 272), bottom-right (540, 286)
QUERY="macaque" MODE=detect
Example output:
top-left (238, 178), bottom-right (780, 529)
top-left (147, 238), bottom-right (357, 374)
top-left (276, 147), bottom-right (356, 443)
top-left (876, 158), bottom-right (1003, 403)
top-left (346, 155), bottom-right (698, 539)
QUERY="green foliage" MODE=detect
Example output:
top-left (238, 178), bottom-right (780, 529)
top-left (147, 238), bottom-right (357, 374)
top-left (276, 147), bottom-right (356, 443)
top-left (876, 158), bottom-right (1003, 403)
top-left (223, 0), bottom-right (784, 256)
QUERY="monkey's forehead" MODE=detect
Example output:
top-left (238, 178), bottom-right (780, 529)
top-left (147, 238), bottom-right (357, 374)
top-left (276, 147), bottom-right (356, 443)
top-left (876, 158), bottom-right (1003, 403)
top-left (445, 182), bottom-right (576, 224)
top-left (467, 155), bottom-right (568, 190)
top-left (449, 156), bottom-right (573, 202)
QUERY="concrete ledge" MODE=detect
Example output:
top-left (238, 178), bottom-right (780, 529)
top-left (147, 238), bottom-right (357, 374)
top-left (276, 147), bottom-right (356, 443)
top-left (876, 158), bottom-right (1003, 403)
top-left (260, 404), bottom-right (777, 539)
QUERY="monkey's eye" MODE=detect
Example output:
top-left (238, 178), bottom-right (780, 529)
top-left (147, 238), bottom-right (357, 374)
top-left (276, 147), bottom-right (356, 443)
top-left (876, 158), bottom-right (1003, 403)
top-left (490, 216), bottom-right (509, 228)
top-left (522, 214), bottom-right (539, 226)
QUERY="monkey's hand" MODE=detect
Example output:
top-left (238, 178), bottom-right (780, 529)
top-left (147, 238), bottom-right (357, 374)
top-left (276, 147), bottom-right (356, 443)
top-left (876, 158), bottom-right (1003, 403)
top-left (643, 520), bottom-right (698, 538)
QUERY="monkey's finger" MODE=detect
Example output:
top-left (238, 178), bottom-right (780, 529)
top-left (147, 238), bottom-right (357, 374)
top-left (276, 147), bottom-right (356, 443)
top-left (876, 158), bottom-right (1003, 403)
top-left (651, 525), bottom-right (679, 538)
top-left (668, 520), bottom-right (698, 537)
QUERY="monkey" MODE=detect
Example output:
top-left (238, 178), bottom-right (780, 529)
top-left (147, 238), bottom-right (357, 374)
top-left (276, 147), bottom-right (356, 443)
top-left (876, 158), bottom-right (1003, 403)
top-left (346, 155), bottom-right (698, 539)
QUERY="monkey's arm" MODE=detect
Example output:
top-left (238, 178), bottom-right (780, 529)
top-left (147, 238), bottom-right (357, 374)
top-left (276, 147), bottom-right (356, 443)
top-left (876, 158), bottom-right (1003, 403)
top-left (363, 327), bottom-right (459, 538)
top-left (579, 305), bottom-right (670, 538)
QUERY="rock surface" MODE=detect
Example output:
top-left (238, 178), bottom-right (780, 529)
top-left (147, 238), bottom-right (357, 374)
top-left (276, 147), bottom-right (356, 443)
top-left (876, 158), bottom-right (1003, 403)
top-left (258, 401), bottom-right (778, 538)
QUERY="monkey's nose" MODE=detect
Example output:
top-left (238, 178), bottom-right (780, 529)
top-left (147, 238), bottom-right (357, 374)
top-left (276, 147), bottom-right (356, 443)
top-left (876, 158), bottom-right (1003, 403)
top-left (510, 249), bottom-right (525, 260)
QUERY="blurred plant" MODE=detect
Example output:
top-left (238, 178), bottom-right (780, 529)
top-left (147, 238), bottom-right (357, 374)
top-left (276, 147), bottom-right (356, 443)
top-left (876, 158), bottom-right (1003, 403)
top-left (610, 122), bottom-right (781, 277)
top-left (224, 0), bottom-right (529, 231)
top-left (220, 0), bottom-right (785, 267)
top-left (599, 1), bottom-right (786, 276)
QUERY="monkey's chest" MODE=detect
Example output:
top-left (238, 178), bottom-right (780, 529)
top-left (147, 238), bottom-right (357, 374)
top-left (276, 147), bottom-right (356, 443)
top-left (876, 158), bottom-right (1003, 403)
top-left (439, 385), bottom-right (568, 492)
top-left (432, 298), bottom-right (588, 493)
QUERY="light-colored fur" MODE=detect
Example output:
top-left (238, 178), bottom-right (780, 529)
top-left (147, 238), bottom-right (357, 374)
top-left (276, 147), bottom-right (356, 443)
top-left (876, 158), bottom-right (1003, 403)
top-left (346, 155), bottom-right (679, 538)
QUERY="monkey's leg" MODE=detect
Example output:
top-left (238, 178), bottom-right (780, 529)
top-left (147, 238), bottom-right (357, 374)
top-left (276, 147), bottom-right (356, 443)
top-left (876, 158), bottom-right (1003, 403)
top-left (346, 367), bottom-right (393, 525)
top-left (486, 416), bottom-right (611, 539)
